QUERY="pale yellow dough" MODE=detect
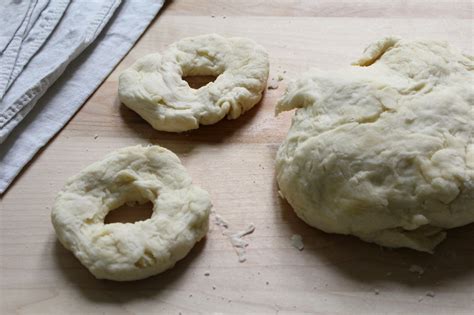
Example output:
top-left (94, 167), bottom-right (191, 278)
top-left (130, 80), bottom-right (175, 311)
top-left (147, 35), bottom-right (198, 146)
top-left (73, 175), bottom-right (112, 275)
top-left (119, 34), bottom-right (269, 132)
top-left (276, 37), bottom-right (474, 252)
top-left (51, 145), bottom-right (211, 281)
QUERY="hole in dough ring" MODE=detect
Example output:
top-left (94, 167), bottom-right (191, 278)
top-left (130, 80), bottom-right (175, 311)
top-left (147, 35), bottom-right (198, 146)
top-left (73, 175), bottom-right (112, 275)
top-left (51, 145), bottom-right (212, 281)
top-left (118, 33), bottom-right (270, 132)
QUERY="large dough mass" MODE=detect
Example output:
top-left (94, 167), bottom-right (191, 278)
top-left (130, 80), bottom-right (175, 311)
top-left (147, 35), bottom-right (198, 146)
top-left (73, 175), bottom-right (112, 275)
top-left (276, 37), bottom-right (473, 252)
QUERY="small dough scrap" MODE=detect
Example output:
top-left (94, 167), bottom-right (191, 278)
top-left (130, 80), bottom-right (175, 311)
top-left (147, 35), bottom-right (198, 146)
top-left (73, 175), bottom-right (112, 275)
top-left (291, 234), bottom-right (304, 251)
top-left (51, 145), bottom-right (211, 281)
top-left (276, 37), bottom-right (474, 253)
top-left (119, 33), bottom-right (269, 132)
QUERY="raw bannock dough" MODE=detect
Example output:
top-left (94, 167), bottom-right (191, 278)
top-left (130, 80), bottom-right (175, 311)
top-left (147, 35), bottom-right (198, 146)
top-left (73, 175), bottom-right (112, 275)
top-left (276, 37), bottom-right (473, 252)
top-left (51, 145), bottom-right (211, 281)
top-left (119, 34), bottom-right (269, 132)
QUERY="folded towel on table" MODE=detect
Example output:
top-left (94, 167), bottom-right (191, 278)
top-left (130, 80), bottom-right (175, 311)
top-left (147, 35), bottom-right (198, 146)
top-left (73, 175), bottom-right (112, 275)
top-left (0, 0), bottom-right (165, 194)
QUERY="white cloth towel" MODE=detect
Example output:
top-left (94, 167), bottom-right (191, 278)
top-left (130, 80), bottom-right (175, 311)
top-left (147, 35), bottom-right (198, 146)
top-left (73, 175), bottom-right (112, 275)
top-left (0, 0), bottom-right (120, 140)
top-left (0, 0), bottom-right (165, 193)
top-left (0, 0), bottom-right (71, 99)
top-left (0, 0), bottom-right (32, 53)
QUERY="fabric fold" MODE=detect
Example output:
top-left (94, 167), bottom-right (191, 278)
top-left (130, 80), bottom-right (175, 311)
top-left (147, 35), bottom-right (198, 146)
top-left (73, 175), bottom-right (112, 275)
top-left (0, 0), bottom-right (121, 142)
top-left (0, 0), bottom-right (38, 98)
top-left (6, 0), bottom-right (71, 95)
top-left (0, 0), bottom-right (165, 194)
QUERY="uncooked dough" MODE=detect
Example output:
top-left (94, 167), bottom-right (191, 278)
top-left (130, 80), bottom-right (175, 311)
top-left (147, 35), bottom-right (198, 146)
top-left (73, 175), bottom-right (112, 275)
top-left (51, 145), bottom-right (211, 281)
top-left (276, 37), bottom-right (473, 252)
top-left (119, 34), bottom-right (269, 132)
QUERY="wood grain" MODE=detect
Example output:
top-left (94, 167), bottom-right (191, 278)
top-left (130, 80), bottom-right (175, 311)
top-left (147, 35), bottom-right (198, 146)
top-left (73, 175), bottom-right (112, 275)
top-left (1, 1), bottom-right (473, 314)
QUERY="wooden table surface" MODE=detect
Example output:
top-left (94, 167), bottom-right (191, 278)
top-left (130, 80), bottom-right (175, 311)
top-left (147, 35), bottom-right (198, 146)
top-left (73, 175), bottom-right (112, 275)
top-left (1, 1), bottom-right (473, 314)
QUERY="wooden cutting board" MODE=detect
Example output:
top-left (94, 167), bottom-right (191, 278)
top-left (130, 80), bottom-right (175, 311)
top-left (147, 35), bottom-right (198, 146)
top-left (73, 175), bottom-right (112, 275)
top-left (1, 1), bottom-right (473, 314)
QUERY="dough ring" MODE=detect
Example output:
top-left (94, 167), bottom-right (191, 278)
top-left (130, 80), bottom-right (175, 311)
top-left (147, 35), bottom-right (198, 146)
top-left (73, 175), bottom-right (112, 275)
top-left (51, 145), bottom-right (211, 281)
top-left (118, 33), bottom-right (270, 132)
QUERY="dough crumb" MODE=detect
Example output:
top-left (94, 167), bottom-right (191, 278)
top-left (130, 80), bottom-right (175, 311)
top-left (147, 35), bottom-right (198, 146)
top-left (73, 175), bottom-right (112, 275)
top-left (426, 291), bottom-right (435, 298)
top-left (374, 289), bottom-right (380, 295)
top-left (227, 224), bottom-right (256, 263)
top-left (214, 212), bottom-right (256, 263)
top-left (277, 190), bottom-right (285, 200)
top-left (93, 134), bottom-right (98, 139)
top-left (268, 78), bottom-right (279, 90)
top-left (409, 264), bottom-right (425, 275)
top-left (214, 214), bottom-right (229, 228)
top-left (212, 285), bottom-right (216, 290)
top-left (228, 224), bottom-right (255, 248)
top-left (386, 272), bottom-right (392, 276)
top-left (204, 271), bottom-right (210, 276)
top-left (290, 234), bottom-right (304, 251)
top-left (277, 74), bottom-right (284, 81)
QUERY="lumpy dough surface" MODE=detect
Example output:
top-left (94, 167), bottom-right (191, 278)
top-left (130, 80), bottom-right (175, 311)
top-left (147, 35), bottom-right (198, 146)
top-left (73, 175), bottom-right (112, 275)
top-left (118, 34), bottom-right (269, 132)
top-left (276, 37), bottom-right (474, 252)
top-left (51, 145), bottom-right (211, 281)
